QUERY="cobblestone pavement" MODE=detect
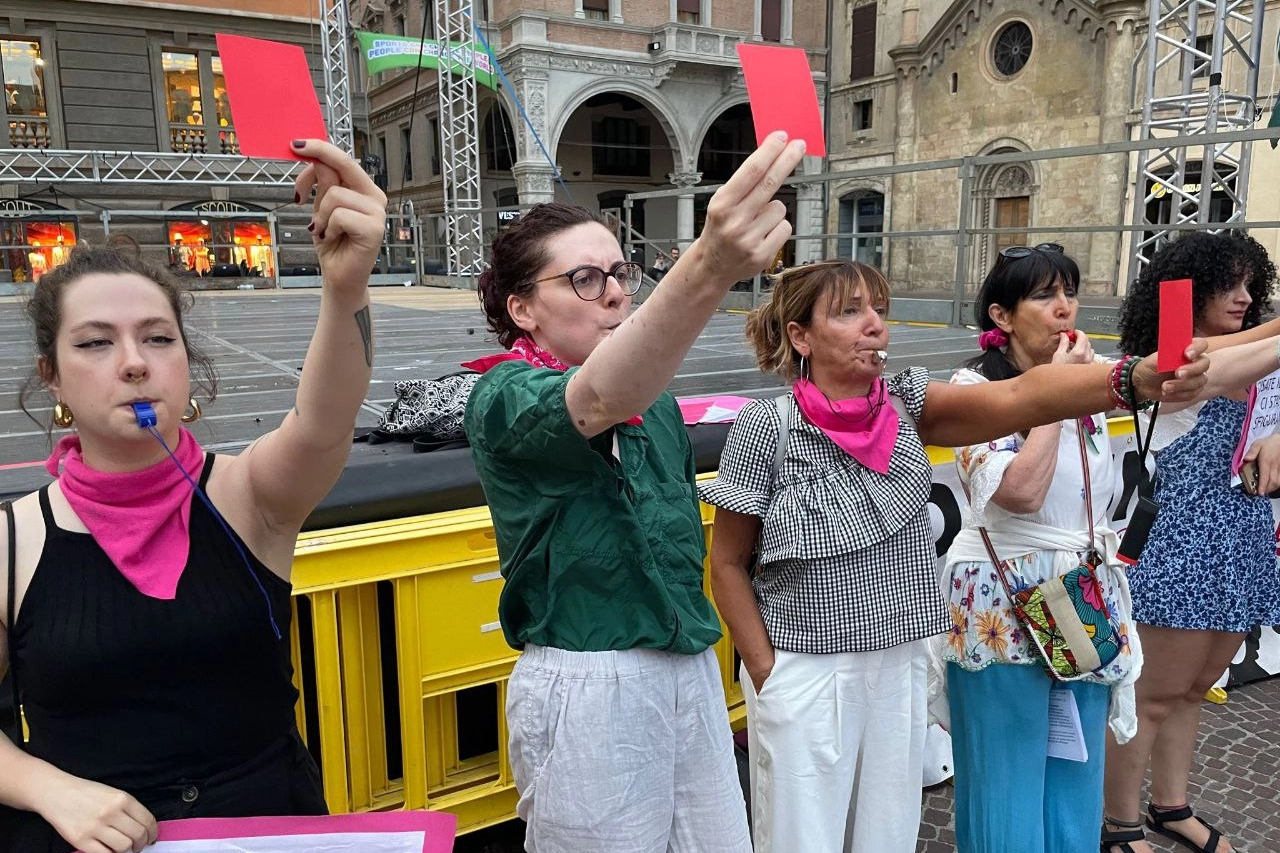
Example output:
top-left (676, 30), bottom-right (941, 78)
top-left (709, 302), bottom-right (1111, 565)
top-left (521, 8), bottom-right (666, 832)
top-left (456, 676), bottom-right (1280, 853)
top-left (916, 676), bottom-right (1280, 853)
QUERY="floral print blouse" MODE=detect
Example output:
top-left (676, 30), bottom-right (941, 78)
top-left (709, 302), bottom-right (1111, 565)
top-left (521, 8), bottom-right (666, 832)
top-left (942, 369), bottom-right (1136, 683)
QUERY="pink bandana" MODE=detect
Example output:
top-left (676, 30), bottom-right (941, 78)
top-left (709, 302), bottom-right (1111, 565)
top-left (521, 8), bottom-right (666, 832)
top-left (463, 335), bottom-right (643, 425)
top-left (792, 377), bottom-right (900, 474)
top-left (45, 429), bottom-right (204, 599)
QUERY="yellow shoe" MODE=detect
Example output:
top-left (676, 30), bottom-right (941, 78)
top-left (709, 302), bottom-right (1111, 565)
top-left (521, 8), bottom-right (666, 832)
top-left (1204, 686), bottom-right (1228, 705)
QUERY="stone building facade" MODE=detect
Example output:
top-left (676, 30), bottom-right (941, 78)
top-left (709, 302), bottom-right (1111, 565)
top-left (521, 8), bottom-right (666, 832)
top-left (0, 0), bottom-right (343, 289)
top-left (357, 0), bottom-right (828, 267)
top-left (826, 0), bottom-right (1280, 296)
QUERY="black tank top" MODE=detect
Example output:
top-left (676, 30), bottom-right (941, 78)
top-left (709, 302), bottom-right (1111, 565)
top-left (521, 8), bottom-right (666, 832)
top-left (11, 454), bottom-right (298, 792)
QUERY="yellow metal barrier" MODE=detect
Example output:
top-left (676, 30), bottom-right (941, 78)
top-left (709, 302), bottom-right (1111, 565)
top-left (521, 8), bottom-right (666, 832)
top-left (288, 419), bottom-right (1144, 834)
top-left (290, 490), bottom-right (741, 834)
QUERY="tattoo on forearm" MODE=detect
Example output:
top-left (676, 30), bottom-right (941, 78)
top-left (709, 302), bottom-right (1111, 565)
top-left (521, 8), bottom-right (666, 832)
top-left (354, 306), bottom-right (373, 367)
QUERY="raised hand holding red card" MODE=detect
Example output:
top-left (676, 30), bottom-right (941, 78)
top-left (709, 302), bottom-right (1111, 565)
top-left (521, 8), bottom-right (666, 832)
top-left (216, 33), bottom-right (328, 161)
top-left (735, 43), bottom-right (826, 157)
top-left (1157, 278), bottom-right (1193, 372)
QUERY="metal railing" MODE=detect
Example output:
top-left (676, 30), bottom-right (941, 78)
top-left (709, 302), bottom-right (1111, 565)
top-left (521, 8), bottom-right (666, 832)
top-left (622, 125), bottom-right (1280, 324)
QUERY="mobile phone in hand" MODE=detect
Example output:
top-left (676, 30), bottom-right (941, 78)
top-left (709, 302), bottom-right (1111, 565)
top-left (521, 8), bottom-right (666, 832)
top-left (1239, 459), bottom-right (1280, 498)
top-left (1241, 459), bottom-right (1260, 496)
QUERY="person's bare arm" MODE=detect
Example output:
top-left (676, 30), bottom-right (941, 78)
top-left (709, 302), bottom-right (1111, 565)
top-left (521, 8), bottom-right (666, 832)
top-left (985, 331), bottom-right (1094, 513)
top-left (986, 424), bottom-right (1062, 514)
top-left (918, 341), bottom-right (1209, 448)
top-left (225, 140), bottom-right (385, 535)
top-left (708, 508), bottom-right (775, 692)
top-left (1202, 315), bottom-right (1280, 352)
top-left (565, 133), bottom-right (805, 437)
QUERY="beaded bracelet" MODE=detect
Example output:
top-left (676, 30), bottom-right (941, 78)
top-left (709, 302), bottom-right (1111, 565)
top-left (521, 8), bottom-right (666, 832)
top-left (1118, 354), bottom-right (1156, 411)
top-left (1108, 356), bottom-right (1134, 410)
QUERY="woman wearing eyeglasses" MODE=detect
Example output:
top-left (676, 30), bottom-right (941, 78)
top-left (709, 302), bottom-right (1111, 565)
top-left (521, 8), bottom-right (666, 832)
top-left (463, 133), bottom-right (806, 853)
top-left (697, 256), bottom-right (1220, 853)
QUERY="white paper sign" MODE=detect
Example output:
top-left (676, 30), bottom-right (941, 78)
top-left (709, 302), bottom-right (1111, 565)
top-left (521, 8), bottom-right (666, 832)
top-left (1232, 367), bottom-right (1280, 486)
top-left (148, 831), bottom-right (426, 853)
top-left (1046, 688), bottom-right (1088, 763)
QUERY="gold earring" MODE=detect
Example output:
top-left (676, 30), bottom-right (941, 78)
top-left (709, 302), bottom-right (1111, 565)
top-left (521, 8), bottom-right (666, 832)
top-left (52, 401), bottom-right (74, 428)
top-left (180, 397), bottom-right (202, 424)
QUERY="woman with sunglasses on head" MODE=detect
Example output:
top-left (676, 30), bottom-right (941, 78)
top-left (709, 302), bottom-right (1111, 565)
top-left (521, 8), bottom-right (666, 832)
top-left (1101, 231), bottom-right (1280, 853)
top-left (938, 242), bottom-right (1135, 853)
top-left (0, 140), bottom-right (385, 853)
top-left (464, 132), bottom-right (807, 853)
top-left (698, 254), bottom-right (1222, 853)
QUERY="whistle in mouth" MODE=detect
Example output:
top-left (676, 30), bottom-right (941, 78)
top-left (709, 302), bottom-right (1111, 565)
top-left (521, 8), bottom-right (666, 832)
top-left (874, 350), bottom-right (888, 363)
top-left (131, 401), bottom-right (158, 428)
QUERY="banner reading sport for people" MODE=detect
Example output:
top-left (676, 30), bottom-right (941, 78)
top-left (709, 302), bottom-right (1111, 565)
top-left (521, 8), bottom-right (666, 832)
top-left (355, 31), bottom-right (498, 90)
top-left (923, 417), bottom-right (1280, 687)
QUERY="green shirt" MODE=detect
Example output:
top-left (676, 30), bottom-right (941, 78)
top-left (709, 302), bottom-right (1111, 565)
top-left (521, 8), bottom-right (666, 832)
top-left (466, 361), bottom-right (722, 654)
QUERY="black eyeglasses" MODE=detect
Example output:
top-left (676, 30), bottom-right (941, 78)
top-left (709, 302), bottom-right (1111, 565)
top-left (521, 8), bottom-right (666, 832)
top-left (999, 242), bottom-right (1065, 260)
top-left (530, 261), bottom-right (645, 301)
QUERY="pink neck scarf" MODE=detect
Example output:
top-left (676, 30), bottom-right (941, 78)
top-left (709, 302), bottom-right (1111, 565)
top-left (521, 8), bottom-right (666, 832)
top-left (45, 428), bottom-right (204, 600)
top-left (792, 377), bottom-right (900, 474)
top-left (463, 335), bottom-right (643, 425)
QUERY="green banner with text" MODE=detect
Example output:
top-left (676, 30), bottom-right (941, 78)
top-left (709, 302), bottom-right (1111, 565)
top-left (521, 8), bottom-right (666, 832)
top-left (355, 31), bottom-right (498, 90)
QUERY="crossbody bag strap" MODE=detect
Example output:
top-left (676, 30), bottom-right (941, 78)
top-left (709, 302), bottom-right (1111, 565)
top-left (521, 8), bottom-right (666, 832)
top-left (771, 393), bottom-right (792, 490)
top-left (747, 395), bottom-right (793, 579)
top-left (1077, 422), bottom-right (1097, 555)
top-left (979, 526), bottom-right (1021, 604)
top-left (3, 499), bottom-right (19, 745)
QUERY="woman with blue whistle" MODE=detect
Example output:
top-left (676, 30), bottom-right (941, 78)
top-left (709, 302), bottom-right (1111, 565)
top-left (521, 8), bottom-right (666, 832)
top-left (0, 139), bottom-right (385, 853)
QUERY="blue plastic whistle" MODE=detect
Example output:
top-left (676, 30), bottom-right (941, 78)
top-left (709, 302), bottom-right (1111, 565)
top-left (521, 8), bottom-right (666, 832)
top-left (131, 401), bottom-right (157, 428)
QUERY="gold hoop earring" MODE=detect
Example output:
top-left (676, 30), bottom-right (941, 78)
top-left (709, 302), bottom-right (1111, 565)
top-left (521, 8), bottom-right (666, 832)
top-left (180, 397), bottom-right (202, 424)
top-left (52, 401), bottom-right (74, 429)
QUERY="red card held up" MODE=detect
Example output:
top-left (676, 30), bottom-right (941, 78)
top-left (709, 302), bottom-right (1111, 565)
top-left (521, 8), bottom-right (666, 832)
top-left (735, 43), bottom-right (825, 157)
top-left (215, 33), bottom-right (328, 161)
top-left (1157, 278), bottom-right (1194, 372)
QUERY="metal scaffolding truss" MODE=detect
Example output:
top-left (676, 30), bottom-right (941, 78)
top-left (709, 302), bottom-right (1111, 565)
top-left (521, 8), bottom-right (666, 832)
top-left (1128, 0), bottom-right (1266, 281)
top-left (320, 0), bottom-right (356, 155)
top-left (0, 147), bottom-right (300, 185)
top-left (435, 0), bottom-right (485, 279)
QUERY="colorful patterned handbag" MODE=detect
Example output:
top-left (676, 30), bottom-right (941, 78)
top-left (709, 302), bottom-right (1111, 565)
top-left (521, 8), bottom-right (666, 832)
top-left (980, 423), bottom-right (1123, 681)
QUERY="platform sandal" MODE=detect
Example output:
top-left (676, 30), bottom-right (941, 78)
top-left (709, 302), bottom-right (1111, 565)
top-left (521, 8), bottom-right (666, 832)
top-left (1101, 816), bottom-right (1147, 853)
top-left (1146, 803), bottom-right (1229, 853)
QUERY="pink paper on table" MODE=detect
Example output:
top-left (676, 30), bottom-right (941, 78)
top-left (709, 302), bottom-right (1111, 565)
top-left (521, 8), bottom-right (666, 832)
top-left (1157, 278), bottom-right (1193, 372)
top-left (147, 811), bottom-right (457, 853)
top-left (735, 43), bottom-right (826, 157)
top-left (678, 395), bottom-right (755, 425)
top-left (678, 399), bottom-right (716, 425)
top-left (215, 33), bottom-right (328, 160)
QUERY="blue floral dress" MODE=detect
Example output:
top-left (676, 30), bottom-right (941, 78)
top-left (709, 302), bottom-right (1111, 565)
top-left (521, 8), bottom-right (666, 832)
top-left (1132, 397), bottom-right (1280, 632)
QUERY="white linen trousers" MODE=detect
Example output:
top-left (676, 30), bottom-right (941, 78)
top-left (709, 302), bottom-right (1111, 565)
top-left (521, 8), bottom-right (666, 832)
top-left (742, 640), bottom-right (929, 853)
top-left (507, 644), bottom-right (752, 853)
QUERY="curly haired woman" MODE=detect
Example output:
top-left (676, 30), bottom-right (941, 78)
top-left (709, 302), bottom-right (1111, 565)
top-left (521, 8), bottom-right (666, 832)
top-left (1103, 230), bottom-right (1280, 853)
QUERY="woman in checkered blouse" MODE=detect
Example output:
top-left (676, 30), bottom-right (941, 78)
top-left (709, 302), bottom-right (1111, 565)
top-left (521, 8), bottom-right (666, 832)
top-left (698, 259), bottom-right (1210, 853)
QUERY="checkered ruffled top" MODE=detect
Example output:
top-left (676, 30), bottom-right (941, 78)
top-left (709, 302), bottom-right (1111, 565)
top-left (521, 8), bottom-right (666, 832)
top-left (699, 367), bottom-right (949, 653)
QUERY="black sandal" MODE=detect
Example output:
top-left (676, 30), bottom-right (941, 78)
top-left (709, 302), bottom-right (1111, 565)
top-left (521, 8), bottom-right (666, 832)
top-left (1101, 816), bottom-right (1147, 853)
top-left (1146, 803), bottom-right (1228, 853)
